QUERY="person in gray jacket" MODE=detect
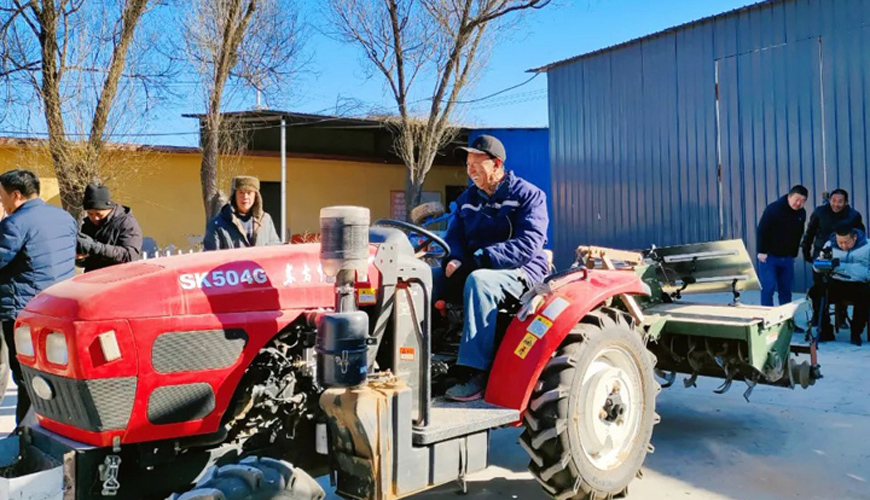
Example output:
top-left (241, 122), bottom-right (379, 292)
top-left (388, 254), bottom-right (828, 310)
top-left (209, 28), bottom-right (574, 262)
top-left (203, 175), bottom-right (281, 251)
top-left (810, 225), bottom-right (870, 345)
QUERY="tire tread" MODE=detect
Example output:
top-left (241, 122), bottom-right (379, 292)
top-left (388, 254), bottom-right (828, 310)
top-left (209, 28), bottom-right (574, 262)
top-left (521, 307), bottom-right (658, 500)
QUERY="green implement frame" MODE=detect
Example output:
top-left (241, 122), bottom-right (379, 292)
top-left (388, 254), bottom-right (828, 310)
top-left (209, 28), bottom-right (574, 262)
top-left (578, 240), bottom-right (821, 400)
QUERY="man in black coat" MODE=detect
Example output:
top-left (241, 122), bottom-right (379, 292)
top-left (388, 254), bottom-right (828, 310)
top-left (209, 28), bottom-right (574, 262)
top-left (77, 184), bottom-right (143, 273)
top-left (802, 188), bottom-right (865, 262)
top-left (756, 185), bottom-right (809, 307)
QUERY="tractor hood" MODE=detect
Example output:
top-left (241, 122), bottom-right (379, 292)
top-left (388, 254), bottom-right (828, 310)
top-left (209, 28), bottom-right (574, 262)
top-left (25, 244), bottom-right (371, 321)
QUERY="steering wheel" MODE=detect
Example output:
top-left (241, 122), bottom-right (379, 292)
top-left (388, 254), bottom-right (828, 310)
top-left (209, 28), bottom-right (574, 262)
top-left (373, 219), bottom-right (451, 260)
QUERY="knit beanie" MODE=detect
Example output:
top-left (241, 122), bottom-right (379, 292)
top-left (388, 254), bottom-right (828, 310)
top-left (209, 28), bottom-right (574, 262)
top-left (83, 183), bottom-right (113, 210)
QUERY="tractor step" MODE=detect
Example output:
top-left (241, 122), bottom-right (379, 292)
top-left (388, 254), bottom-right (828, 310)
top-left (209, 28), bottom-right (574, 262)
top-left (0, 431), bottom-right (64, 499)
top-left (412, 398), bottom-right (519, 446)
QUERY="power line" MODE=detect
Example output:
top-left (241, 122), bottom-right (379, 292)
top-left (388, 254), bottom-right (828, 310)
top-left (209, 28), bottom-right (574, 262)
top-left (0, 116), bottom-right (351, 139)
top-left (464, 90), bottom-right (546, 109)
top-left (0, 75), bottom-right (548, 139)
top-left (450, 73), bottom-right (543, 104)
top-left (405, 72), bottom-right (543, 107)
top-left (469, 93), bottom-right (547, 110)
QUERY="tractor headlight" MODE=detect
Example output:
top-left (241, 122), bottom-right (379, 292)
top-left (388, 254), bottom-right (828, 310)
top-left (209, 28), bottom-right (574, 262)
top-left (45, 332), bottom-right (69, 366)
top-left (14, 325), bottom-right (34, 357)
top-left (31, 376), bottom-right (53, 400)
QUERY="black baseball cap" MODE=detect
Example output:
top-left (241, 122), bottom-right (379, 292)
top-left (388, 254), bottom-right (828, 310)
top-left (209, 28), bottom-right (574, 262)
top-left (456, 134), bottom-right (507, 162)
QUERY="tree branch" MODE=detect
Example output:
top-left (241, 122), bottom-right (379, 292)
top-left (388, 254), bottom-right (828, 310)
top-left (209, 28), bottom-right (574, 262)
top-left (88, 0), bottom-right (150, 151)
top-left (0, 60), bottom-right (40, 77)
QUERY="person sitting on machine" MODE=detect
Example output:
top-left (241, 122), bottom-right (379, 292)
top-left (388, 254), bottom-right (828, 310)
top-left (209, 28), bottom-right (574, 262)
top-left (442, 135), bottom-right (550, 401)
top-left (810, 225), bottom-right (870, 346)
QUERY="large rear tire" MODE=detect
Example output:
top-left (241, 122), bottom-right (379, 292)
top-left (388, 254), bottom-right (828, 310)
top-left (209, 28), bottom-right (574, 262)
top-left (171, 457), bottom-right (325, 500)
top-left (520, 307), bottom-right (659, 500)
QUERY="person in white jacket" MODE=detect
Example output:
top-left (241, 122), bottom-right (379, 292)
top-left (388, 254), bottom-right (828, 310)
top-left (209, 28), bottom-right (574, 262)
top-left (811, 225), bottom-right (870, 345)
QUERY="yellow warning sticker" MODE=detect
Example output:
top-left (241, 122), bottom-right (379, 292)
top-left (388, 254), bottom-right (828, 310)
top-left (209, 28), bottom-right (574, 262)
top-left (527, 315), bottom-right (554, 338)
top-left (357, 288), bottom-right (377, 306)
top-left (515, 333), bottom-right (539, 359)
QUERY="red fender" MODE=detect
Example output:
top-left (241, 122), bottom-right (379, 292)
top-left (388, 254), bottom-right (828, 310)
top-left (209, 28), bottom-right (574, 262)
top-left (484, 269), bottom-right (647, 413)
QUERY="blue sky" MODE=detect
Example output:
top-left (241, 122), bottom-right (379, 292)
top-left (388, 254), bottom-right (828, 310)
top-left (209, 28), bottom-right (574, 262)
top-left (250, 0), bottom-right (760, 147)
top-left (16, 0), bottom-right (763, 147)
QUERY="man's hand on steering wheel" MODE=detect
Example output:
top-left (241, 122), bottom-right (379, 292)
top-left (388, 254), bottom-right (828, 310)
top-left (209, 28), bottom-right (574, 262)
top-left (445, 259), bottom-right (461, 277)
top-left (373, 219), bottom-right (451, 260)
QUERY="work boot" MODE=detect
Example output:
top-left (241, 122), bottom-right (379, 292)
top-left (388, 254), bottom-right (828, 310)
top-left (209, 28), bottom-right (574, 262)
top-left (446, 371), bottom-right (487, 402)
top-left (850, 334), bottom-right (862, 347)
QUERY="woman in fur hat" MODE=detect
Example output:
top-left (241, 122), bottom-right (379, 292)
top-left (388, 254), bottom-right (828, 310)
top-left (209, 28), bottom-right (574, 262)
top-left (203, 175), bottom-right (282, 250)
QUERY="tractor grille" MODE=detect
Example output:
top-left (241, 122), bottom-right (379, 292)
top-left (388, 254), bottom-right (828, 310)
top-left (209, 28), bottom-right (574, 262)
top-left (147, 383), bottom-right (215, 425)
top-left (21, 366), bottom-right (137, 432)
top-left (152, 329), bottom-right (246, 373)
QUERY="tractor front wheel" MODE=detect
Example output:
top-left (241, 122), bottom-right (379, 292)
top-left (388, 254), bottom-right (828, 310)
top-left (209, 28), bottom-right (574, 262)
top-left (521, 307), bottom-right (659, 500)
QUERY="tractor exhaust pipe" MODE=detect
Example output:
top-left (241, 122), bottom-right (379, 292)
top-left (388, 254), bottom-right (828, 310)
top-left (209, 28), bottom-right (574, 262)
top-left (316, 206), bottom-right (371, 388)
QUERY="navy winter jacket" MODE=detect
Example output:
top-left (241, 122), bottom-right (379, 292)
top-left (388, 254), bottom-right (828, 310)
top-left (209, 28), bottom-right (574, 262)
top-left (757, 195), bottom-right (807, 258)
top-left (444, 171), bottom-right (550, 285)
top-left (0, 199), bottom-right (77, 321)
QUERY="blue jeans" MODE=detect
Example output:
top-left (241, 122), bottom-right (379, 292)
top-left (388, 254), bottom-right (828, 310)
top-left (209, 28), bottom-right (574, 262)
top-left (759, 256), bottom-right (795, 306)
top-left (457, 269), bottom-right (529, 371)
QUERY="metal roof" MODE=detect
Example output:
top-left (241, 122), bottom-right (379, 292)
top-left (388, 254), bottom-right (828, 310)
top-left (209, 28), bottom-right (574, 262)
top-left (182, 109), bottom-right (470, 165)
top-left (530, 0), bottom-right (783, 73)
top-left (181, 109), bottom-right (395, 129)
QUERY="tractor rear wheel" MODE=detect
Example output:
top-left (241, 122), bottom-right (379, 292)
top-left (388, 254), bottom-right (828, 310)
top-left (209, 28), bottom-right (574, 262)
top-left (171, 457), bottom-right (325, 500)
top-left (520, 307), bottom-right (659, 500)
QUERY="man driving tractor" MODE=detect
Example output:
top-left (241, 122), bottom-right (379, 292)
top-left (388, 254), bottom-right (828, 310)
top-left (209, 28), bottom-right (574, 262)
top-left (443, 135), bottom-right (550, 401)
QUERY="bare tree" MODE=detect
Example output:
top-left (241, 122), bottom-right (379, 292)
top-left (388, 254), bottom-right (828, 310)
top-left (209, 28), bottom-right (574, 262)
top-left (329, 0), bottom-right (550, 216)
top-left (0, 0), bottom-right (166, 218)
top-left (180, 0), bottom-right (304, 220)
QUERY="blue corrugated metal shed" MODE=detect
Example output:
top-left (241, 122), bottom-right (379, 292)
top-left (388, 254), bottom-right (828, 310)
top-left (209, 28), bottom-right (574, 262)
top-left (469, 128), bottom-right (552, 242)
top-left (539, 0), bottom-right (870, 291)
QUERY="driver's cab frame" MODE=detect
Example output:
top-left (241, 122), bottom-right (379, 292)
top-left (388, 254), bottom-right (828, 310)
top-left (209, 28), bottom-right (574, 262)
top-left (365, 219), bottom-right (537, 426)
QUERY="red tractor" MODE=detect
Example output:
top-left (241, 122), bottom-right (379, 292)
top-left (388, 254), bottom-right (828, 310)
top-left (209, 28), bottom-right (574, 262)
top-left (1, 206), bottom-right (660, 500)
